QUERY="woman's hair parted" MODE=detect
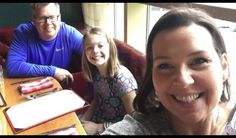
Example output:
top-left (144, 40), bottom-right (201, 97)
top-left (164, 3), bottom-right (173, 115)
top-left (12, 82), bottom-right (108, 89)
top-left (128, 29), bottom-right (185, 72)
top-left (82, 27), bottom-right (120, 82)
top-left (133, 7), bottom-right (231, 114)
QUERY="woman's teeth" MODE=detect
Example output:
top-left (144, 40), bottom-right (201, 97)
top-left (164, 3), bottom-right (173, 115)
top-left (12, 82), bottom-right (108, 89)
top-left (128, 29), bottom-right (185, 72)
top-left (175, 93), bottom-right (199, 103)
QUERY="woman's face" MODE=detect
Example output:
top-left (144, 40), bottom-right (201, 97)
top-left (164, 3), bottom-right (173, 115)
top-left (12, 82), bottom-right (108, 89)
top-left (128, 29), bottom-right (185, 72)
top-left (84, 34), bottom-right (110, 70)
top-left (152, 24), bottom-right (228, 124)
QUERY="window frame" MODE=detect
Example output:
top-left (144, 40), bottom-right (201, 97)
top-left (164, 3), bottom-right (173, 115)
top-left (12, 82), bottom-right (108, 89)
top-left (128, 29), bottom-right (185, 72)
top-left (147, 3), bottom-right (236, 23)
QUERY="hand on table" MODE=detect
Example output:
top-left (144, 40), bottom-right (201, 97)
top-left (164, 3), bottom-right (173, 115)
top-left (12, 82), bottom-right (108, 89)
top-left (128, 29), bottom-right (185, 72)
top-left (54, 68), bottom-right (74, 82)
top-left (81, 120), bottom-right (104, 135)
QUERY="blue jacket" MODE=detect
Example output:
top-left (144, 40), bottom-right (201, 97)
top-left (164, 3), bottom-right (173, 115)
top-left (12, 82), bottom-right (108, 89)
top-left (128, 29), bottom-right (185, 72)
top-left (6, 21), bottom-right (83, 77)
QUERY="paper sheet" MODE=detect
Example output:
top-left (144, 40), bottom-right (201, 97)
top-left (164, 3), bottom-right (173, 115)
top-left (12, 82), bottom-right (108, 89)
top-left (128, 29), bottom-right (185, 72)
top-left (4, 90), bottom-right (86, 133)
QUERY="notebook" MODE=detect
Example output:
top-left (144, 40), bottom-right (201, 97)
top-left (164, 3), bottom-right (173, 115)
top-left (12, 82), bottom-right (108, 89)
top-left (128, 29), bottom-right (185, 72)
top-left (3, 89), bottom-right (89, 134)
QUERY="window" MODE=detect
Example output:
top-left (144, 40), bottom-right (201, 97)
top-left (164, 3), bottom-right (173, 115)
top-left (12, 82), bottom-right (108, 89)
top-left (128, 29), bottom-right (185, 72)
top-left (147, 6), bottom-right (168, 42)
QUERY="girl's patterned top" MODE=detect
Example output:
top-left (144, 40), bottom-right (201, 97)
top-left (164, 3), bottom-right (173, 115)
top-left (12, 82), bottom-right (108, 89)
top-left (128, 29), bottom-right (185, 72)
top-left (91, 65), bottom-right (138, 123)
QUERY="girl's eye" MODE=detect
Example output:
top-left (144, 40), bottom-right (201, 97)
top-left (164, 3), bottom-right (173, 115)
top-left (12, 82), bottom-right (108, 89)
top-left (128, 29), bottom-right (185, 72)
top-left (86, 46), bottom-right (93, 51)
top-left (98, 44), bottom-right (104, 48)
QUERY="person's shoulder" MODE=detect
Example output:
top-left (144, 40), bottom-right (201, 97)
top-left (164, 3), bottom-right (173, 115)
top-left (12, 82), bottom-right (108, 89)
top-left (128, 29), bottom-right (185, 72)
top-left (132, 111), bottom-right (173, 135)
top-left (60, 22), bottom-right (77, 31)
top-left (119, 65), bottom-right (132, 74)
top-left (115, 65), bottom-right (138, 90)
top-left (117, 65), bottom-right (135, 78)
top-left (14, 21), bottom-right (35, 36)
top-left (223, 103), bottom-right (236, 135)
top-left (60, 22), bottom-right (82, 36)
top-left (115, 65), bottom-right (137, 84)
top-left (16, 21), bottom-right (34, 32)
top-left (102, 113), bottom-right (146, 135)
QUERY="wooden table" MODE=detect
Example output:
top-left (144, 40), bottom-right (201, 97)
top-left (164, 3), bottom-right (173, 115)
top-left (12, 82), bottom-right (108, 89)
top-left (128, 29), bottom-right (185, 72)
top-left (0, 73), bottom-right (86, 135)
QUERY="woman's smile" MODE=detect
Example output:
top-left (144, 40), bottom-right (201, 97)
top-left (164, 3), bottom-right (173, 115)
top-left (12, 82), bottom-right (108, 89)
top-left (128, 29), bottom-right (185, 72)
top-left (174, 93), bottom-right (200, 103)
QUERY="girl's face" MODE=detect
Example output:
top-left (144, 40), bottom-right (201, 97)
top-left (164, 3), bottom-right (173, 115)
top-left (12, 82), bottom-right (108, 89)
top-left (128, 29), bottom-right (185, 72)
top-left (152, 24), bottom-right (228, 124)
top-left (84, 34), bottom-right (110, 70)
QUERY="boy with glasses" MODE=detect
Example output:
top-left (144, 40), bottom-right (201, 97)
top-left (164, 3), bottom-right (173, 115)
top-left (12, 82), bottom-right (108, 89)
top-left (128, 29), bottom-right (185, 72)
top-left (6, 3), bottom-right (83, 83)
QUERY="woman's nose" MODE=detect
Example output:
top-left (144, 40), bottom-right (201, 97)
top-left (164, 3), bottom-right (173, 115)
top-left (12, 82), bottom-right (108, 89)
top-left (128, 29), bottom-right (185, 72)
top-left (173, 68), bottom-right (194, 87)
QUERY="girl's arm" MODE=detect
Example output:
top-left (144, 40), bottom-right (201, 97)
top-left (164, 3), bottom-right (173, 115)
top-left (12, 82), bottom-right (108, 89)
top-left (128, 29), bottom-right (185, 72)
top-left (80, 92), bottom-right (104, 135)
top-left (80, 92), bottom-right (98, 121)
top-left (121, 90), bottom-right (137, 115)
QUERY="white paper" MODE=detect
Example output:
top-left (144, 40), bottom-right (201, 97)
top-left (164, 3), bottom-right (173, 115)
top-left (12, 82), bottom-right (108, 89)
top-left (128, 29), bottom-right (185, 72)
top-left (5, 90), bottom-right (86, 130)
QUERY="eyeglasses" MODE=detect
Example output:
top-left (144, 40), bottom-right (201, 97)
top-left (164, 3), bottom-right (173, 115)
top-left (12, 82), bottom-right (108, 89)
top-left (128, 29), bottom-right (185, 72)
top-left (35, 15), bottom-right (60, 23)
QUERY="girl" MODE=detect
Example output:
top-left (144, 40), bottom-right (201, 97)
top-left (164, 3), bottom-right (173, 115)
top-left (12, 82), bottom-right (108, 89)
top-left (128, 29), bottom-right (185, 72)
top-left (80, 27), bottom-right (138, 135)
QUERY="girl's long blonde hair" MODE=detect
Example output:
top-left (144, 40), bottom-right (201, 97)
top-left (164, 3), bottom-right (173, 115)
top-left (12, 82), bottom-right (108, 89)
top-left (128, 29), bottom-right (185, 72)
top-left (82, 27), bottom-right (120, 82)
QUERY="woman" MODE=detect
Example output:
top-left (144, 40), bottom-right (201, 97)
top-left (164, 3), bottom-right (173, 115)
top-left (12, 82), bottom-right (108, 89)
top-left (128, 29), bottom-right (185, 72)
top-left (102, 7), bottom-right (236, 135)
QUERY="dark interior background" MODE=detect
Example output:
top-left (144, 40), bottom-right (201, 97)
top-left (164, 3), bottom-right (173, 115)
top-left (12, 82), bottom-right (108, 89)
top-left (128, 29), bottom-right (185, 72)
top-left (0, 3), bottom-right (85, 28)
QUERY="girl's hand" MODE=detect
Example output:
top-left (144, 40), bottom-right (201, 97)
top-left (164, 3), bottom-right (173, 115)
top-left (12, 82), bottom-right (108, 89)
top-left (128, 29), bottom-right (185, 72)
top-left (81, 120), bottom-right (104, 135)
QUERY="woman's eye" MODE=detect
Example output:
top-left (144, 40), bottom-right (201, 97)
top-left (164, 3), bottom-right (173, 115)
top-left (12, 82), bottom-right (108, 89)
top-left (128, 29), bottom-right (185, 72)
top-left (191, 58), bottom-right (209, 66)
top-left (158, 63), bottom-right (174, 70)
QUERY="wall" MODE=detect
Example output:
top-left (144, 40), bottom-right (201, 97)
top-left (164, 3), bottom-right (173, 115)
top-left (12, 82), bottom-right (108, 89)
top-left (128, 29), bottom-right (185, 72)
top-left (0, 3), bottom-right (31, 28)
top-left (60, 3), bottom-right (84, 28)
top-left (82, 3), bottom-right (115, 37)
top-left (0, 3), bottom-right (84, 28)
top-left (126, 3), bottom-right (147, 54)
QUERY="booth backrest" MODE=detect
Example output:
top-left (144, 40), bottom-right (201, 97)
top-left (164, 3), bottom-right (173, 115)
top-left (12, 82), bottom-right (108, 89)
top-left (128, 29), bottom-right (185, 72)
top-left (0, 28), bottom-right (15, 68)
top-left (114, 39), bottom-right (146, 85)
top-left (0, 28), bottom-right (15, 46)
